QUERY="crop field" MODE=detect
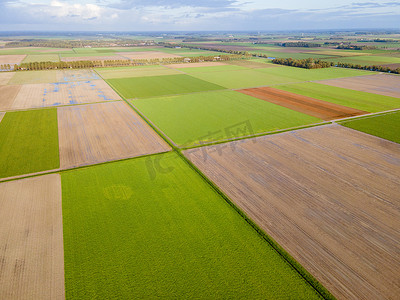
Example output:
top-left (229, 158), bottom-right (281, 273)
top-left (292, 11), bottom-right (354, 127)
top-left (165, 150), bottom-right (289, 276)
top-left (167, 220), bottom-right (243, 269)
top-left (8, 70), bottom-right (57, 84)
top-left (117, 51), bottom-right (182, 59)
top-left (339, 111), bottom-right (400, 143)
top-left (238, 87), bottom-right (367, 120)
top-left (0, 174), bottom-right (64, 299)
top-left (224, 59), bottom-right (280, 68)
top-left (0, 47), bottom-right (72, 55)
top-left (0, 72), bottom-right (14, 84)
top-left (167, 61), bottom-right (228, 68)
top-left (317, 73), bottom-right (400, 98)
top-left (275, 82), bottom-right (400, 112)
top-left (132, 90), bottom-right (321, 147)
top-left (0, 109), bottom-right (59, 179)
top-left (0, 54), bottom-right (26, 65)
top-left (22, 54), bottom-right (60, 63)
top-left (58, 101), bottom-right (171, 169)
top-left (61, 152), bottom-right (321, 299)
top-left (107, 74), bottom-right (224, 99)
top-left (323, 55), bottom-right (400, 65)
top-left (60, 55), bottom-right (125, 62)
top-left (188, 69), bottom-right (301, 89)
top-left (0, 85), bottom-right (21, 110)
top-left (0, 112), bottom-right (4, 123)
top-left (96, 65), bottom-right (181, 79)
top-left (10, 80), bottom-right (120, 110)
top-left (56, 69), bottom-right (100, 82)
top-left (184, 124), bottom-right (400, 300)
top-left (178, 64), bottom-right (248, 74)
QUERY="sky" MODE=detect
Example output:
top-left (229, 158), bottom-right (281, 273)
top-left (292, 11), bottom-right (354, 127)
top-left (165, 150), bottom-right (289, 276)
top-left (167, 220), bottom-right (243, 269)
top-left (0, 0), bottom-right (399, 31)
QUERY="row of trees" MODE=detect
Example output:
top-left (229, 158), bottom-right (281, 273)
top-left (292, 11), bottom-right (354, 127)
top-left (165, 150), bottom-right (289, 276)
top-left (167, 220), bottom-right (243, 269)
top-left (272, 58), bottom-right (333, 69)
top-left (337, 45), bottom-right (377, 50)
top-left (161, 43), bottom-right (254, 57)
top-left (275, 42), bottom-right (322, 48)
top-left (335, 62), bottom-right (400, 74)
top-left (12, 54), bottom-right (246, 71)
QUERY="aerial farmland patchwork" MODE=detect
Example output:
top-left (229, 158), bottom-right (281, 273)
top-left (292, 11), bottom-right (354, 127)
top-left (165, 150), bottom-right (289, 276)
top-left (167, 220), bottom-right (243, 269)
top-left (0, 31), bottom-right (399, 299)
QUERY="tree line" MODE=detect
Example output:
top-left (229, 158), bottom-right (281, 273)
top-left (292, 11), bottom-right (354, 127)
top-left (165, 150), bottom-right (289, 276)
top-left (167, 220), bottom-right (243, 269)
top-left (272, 58), bottom-right (332, 69)
top-left (275, 42), bottom-right (321, 48)
top-left (335, 62), bottom-right (400, 74)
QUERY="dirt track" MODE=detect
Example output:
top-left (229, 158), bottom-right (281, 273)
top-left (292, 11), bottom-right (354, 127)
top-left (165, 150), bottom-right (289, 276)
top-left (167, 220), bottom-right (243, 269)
top-left (238, 86), bottom-right (367, 120)
top-left (0, 85), bottom-right (21, 110)
top-left (0, 174), bottom-right (64, 299)
top-left (58, 101), bottom-right (171, 168)
top-left (184, 124), bottom-right (400, 300)
top-left (318, 73), bottom-right (400, 98)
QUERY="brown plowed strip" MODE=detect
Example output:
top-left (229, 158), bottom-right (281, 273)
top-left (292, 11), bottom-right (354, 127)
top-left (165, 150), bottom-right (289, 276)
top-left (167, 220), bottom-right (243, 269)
top-left (58, 101), bottom-right (171, 169)
top-left (0, 55), bottom-right (26, 65)
top-left (238, 86), bottom-right (367, 120)
top-left (184, 124), bottom-right (400, 300)
top-left (0, 174), bottom-right (64, 299)
top-left (0, 85), bottom-right (21, 110)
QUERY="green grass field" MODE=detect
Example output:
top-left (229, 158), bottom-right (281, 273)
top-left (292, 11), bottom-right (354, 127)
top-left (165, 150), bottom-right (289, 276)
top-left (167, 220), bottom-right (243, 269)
top-left (107, 74), bottom-right (224, 99)
top-left (275, 82), bottom-right (400, 112)
top-left (96, 65), bottom-right (181, 79)
top-left (62, 152), bottom-right (322, 299)
top-left (339, 111), bottom-right (400, 143)
top-left (178, 64), bottom-right (248, 74)
top-left (189, 69), bottom-right (302, 89)
top-left (132, 90), bottom-right (321, 146)
top-left (255, 66), bottom-right (372, 81)
top-left (8, 70), bottom-right (57, 84)
top-left (22, 54), bottom-right (60, 63)
top-left (0, 109), bottom-right (59, 178)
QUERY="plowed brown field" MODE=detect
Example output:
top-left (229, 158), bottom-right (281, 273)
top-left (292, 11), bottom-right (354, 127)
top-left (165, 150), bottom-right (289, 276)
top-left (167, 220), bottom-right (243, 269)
top-left (184, 124), bottom-right (400, 300)
top-left (0, 72), bottom-right (14, 85)
top-left (318, 73), bottom-right (400, 98)
top-left (238, 86), bottom-right (367, 120)
top-left (0, 55), bottom-right (26, 65)
top-left (0, 85), bottom-right (21, 110)
top-left (0, 174), bottom-right (64, 300)
top-left (11, 80), bottom-right (121, 110)
top-left (0, 112), bottom-right (5, 123)
top-left (58, 101), bottom-right (171, 168)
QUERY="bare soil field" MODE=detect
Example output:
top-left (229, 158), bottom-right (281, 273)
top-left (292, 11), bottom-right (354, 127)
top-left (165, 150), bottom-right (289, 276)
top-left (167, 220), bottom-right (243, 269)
top-left (58, 101), bottom-right (171, 168)
top-left (0, 55), bottom-right (26, 65)
top-left (0, 112), bottom-right (4, 123)
top-left (61, 55), bottom-right (125, 62)
top-left (167, 61), bottom-right (227, 68)
top-left (0, 72), bottom-right (15, 85)
top-left (11, 80), bottom-right (121, 110)
top-left (0, 174), bottom-right (64, 300)
top-left (318, 73), bottom-right (400, 98)
top-left (56, 69), bottom-right (100, 82)
top-left (0, 85), bottom-right (21, 110)
top-left (118, 51), bottom-right (182, 60)
top-left (184, 124), bottom-right (400, 300)
top-left (238, 86), bottom-right (367, 120)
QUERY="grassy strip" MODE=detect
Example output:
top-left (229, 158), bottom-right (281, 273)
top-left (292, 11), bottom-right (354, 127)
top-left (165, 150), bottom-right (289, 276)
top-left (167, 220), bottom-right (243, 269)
top-left (338, 111), bottom-right (400, 143)
top-left (0, 108), bottom-right (59, 178)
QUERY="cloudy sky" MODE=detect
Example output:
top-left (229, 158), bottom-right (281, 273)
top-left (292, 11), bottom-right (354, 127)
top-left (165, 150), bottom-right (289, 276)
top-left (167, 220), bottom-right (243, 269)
top-left (0, 0), bottom-right (399, 31)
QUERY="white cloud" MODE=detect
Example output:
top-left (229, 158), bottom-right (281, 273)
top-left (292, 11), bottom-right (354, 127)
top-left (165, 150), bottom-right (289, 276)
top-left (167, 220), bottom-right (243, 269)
top-left (46, 1), bottom-right (103, 19)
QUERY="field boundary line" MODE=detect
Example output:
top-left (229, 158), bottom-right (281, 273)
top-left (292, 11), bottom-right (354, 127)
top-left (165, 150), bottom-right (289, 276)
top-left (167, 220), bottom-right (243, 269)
top-left (0, 150), bottom-right (173, 184)
top-left (333, 108), bottom-right (400, 123)
top-left (96, 68), bottom-right (336, 299)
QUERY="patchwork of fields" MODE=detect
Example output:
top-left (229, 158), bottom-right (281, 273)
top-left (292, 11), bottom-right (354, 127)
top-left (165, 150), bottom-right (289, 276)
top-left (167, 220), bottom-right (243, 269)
top-left (1, 51), bottom-right (399, 299)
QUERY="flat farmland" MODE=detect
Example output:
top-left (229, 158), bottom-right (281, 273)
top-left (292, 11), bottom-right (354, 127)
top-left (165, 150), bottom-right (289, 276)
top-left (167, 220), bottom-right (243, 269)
top-left (0, 109), bottom-right (59, 179)
top-left (188, 69), bottom-right (299, 89)
top-left (58, 101), bottom-right (171, 169)
top-left (60, 55), bottom-right (125, 62)
top-left (133, 90), bottom-right (321, 147)
top-left (339, 111), bottom-right (400, 143)
top-left (317, 73), bottom-right (400, 98)
top-left (0, 54), bottom-right (26, 65)
top-left (96, 65), bottom-right (181, 79)
top-left (167, 61), bottom-right (227, 68)
top-left (62, 152), bottom-right (321, 299)
top-left (184, 124), bottom-right (400, 300)
top-left (0, 85), bottom-right (21, 110)
top-left (238, 87), bottom-right (367, 120)
top-left (107, 74), bottom-right (224, 99)
top-left (224, 59), bottom-right (280, 68)
top-left (0, 112), bottom-right (4, 122)
top-left (11, 79), bottom-right (121, 110)
top-left (117, 51), bottom-right (182, 59)
top-left (178, 64), bottom-right (248, 74)
top-left (0, 72), bottom-right (14, 84)
top-left (56, 69), bottom-right (100, 82)
top-left (0, 174), bottom-right (64, 299)
top-left (275, 82), bottom-right (400, 112)
top-left (8, 70), bottom-right (57, 84)
top-left (22, 54), bottom-right (60, 63)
